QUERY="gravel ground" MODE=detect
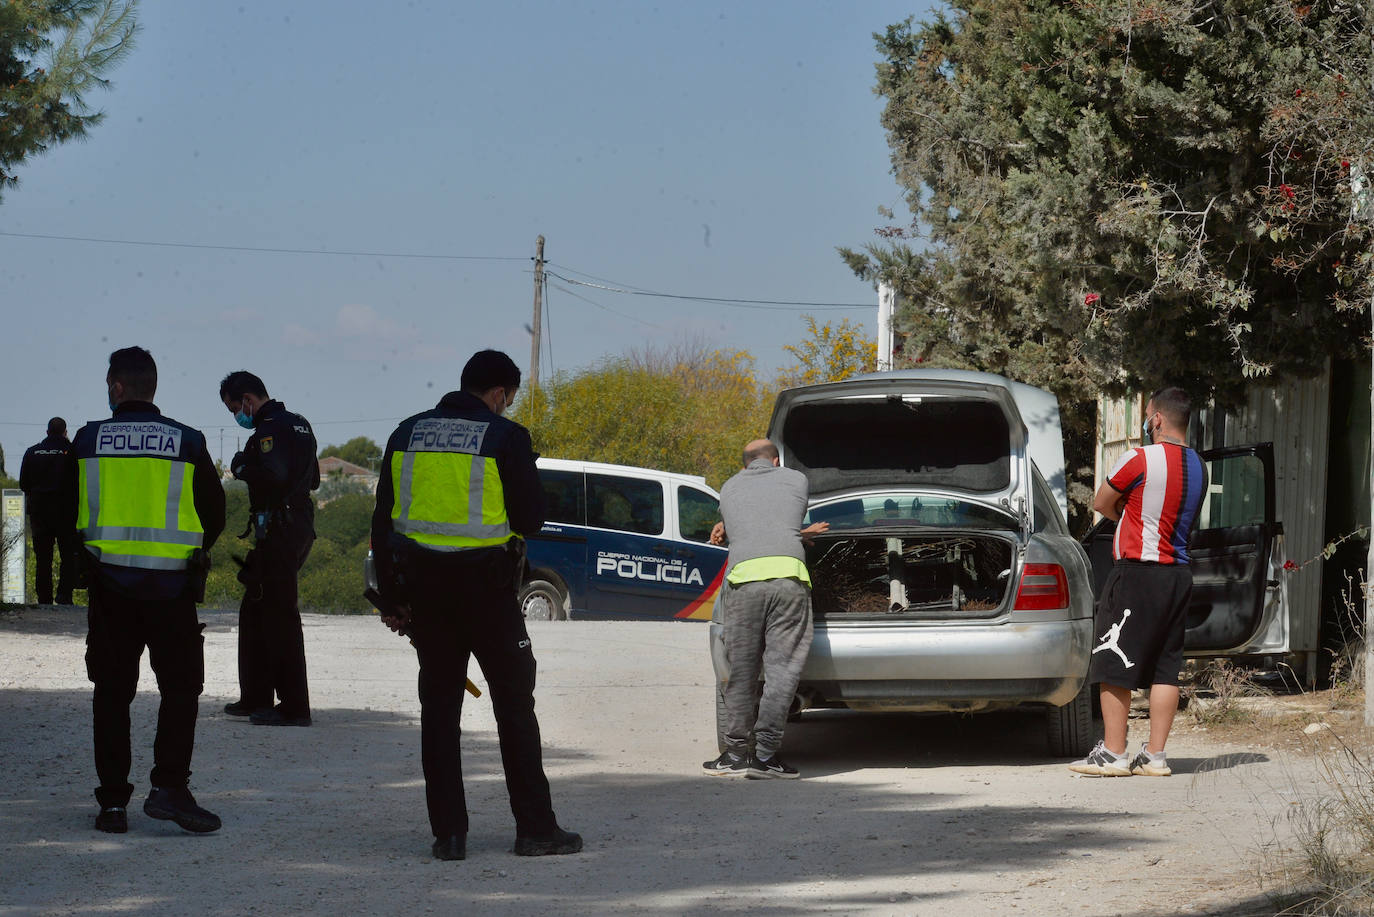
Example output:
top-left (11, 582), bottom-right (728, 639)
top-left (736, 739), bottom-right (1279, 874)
top-left (0, 606), bottom-right (1332, 916)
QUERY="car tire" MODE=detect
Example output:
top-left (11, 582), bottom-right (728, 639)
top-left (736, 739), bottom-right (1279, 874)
top-left (519, 579), bottom-right (568, 621)
top-left (1046, 679), bottom-right (1094, 758)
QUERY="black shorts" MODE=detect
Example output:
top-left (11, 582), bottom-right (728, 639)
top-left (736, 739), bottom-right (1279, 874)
top-left (1088, 561), bottom-right (1193, 689)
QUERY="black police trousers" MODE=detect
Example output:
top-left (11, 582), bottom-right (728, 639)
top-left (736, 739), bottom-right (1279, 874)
top-left (85, 580), bottom-right (204, 808)
top-left (30, 512), bottom-right (78, 604)
top-left (404, 546), bottom-right (557, 840)
top-left (236, 516), bottom-right (314, 717)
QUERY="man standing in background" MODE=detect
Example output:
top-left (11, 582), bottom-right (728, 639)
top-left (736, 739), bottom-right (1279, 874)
top-left (20, 418), bottom-right (79, 605)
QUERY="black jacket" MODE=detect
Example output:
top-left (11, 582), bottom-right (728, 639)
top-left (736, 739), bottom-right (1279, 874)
top-left (19, 434), bottom-right (73, 520)
top-left (370, 390), bottom-right (544, 590)
top-left (231, 399), bottom-right (320, 514)
top-left (64, 402), bottom-right (227, 598)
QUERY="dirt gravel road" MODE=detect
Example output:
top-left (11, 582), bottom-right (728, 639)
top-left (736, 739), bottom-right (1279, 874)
top-left (0, 607), bottom-right (1323, 916)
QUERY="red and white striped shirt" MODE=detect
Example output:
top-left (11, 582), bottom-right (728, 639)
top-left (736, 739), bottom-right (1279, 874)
top-left (1106, 442), bottom-right (1206, 565)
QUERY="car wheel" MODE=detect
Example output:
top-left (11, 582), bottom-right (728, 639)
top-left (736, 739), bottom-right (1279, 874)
top-left (519, 579), bottom-right (567, 621)
top-left (1046, 679), bottom-right (1094, 757)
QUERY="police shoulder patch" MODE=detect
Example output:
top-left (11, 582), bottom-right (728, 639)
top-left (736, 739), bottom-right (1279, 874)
top-left (260, 435), bottom-right (274, 453)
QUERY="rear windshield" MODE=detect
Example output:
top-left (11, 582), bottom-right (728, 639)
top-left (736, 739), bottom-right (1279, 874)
top-left (806, 494), bottom-right (1016, 531)
top-left (781, 398), bottom-right (1012, 494)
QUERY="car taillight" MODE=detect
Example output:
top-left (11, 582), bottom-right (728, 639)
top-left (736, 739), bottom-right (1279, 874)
top-left (1013, 563), bottom-right (1069, 611)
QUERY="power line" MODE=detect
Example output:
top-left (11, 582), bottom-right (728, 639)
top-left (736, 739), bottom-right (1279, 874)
top-left (543, 267), bottom-right (872, 310)
top-left (546, 281), bottom-right (661, 328)
top-left (0, 230), bottom-right (526, 262)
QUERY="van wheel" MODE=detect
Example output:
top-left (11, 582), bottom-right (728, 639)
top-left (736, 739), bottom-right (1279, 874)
top-left (519, 580), bottom-right (567, 621)
top-left (1046, 680), bottom-right (1094, 757)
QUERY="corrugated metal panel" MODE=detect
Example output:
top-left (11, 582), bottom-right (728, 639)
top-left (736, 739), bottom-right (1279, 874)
top-left (1223, 364), bottom-right (1332, 656)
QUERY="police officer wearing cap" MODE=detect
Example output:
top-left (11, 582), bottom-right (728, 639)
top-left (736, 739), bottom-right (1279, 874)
top-left (20, 417), bottom-right (79, 605)
top-left (371, 349), bottom-right (581, 862)
top-left (65, 346), bottom-right (226, 834)
top-left (218, 370), bottom-right (320, 727)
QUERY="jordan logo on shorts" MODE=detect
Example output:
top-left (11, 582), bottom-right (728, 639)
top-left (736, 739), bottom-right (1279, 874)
top-left (1092, 608), bottom-right (1135, 669)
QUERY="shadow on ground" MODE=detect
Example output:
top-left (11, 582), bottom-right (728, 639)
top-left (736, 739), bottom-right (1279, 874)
top-left (0, 684), bottom-right (1189, 917)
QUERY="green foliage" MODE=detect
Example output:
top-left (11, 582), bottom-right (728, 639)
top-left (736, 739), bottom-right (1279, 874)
top-left (844, 1), bottom-right (1374, 525)
top-left (318, 435), bottom-right (381, 471)
top-left (778, 315), bottom-right (879, 388)
top-left (1, 0), bottom-right (139, 201)
top-left (512, 344), bottom-right (773, 489)
top-left (311, 492), bottom-right (373, 548)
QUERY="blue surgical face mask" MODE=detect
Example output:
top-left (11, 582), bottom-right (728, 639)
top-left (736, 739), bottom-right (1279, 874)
top-left (235, 409), bottom-right (254, 430)
top-left (1142, 413), bottom-right (1154, 444)
top-left (109, 398), bottom-right (118, 413)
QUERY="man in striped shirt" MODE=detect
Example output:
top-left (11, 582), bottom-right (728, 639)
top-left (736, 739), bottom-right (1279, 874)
top-left (1070, 387), bottom-right (1207, 777)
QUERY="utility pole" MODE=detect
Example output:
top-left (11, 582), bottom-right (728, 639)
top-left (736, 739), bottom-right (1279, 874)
top-left (530, 235), bottom-right (545, 388)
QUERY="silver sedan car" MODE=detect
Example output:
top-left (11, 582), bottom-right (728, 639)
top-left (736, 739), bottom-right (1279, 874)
top-left (710, 369), bottom-right (1096, 757)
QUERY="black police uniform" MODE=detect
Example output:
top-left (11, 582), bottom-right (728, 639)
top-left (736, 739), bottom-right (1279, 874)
top-left (371, 390), bottom-right (560, 844)
top-left (19, 433), bottom-right (79, 604)
top-left (64, 402), bottom-right (226, 810)
top-left (230, 399), bottom-right (320, 722)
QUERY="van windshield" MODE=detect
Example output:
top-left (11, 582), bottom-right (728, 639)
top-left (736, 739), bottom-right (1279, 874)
top-left (806, 494), bottom-right (1017, 531)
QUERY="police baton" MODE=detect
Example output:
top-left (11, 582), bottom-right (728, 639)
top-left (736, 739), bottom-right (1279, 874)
top-left (364, 588), bottom-right (481, 698)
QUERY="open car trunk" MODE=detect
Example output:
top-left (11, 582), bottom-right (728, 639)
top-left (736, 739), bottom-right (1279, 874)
top-left (806, 531), bottom-right (1016, 620)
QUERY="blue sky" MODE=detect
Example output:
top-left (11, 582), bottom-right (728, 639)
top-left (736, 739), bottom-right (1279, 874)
top-left (1, 1), bottom-right (931, 470)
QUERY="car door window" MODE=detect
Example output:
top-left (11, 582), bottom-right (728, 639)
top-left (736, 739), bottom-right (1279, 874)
top-left (677, 485), bottom-right (719, 543)
top-left (587, 474), bottom-right (664, 535)
top-left (1198, 453), bottom-right (1266, 530)
top-left (539, 469), bottom-right (585, 525)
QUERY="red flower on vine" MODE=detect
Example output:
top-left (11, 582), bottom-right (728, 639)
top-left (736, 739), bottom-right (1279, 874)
top-left (1279, 184), bottom-right (1296, 198)
top-left (1283, 560), bottom-right (1299, 571)
top-left (1084, 293), bottom-right (1100, 306)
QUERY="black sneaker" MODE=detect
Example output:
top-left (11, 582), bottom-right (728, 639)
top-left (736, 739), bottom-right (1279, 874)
top-left (702, 750), bottom-right (751, 777)
top-left (223, 701), bottom-right (257, 717)
top-left (95, 806), bottom-right (128, 833)
top-left (513, 827), bottom-right (583, 856)
top-left (748, 754), bottom-right (800, 779)
top-left (144, 786), bottom-right (221, 833)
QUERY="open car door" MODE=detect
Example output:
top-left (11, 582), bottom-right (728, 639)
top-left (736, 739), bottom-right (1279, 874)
top-left (1082, 442), bottom-right (1286, 655)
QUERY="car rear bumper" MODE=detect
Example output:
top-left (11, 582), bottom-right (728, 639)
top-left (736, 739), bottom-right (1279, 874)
top-left (710, 617), bottom-right (1093, 711)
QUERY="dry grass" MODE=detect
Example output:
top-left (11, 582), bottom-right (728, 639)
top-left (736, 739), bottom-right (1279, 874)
top-left (1183, 659), bottom-right (1273, 726)
top-left (1260, 575), bottom-right (1374, 916)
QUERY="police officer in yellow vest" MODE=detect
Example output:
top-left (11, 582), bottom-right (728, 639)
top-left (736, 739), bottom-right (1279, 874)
top-left (65, 347), bottom-right (227, 835)
top-left (370, 349), bottom-right (581, 862)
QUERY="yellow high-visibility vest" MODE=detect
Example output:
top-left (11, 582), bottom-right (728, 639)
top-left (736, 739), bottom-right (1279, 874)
top-left (78, 452), bottom-right (204, 571)
top-left (390, 418), bottom-right (512, 551)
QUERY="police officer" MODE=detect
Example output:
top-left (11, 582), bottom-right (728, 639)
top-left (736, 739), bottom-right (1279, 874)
top-left (65, 347), bottom-right (226, 834)
top-left (218, 371), bottom-right (320, 727)
top-left (371, 349), bottom-right (581, 861)
top-left (19, 417), bottom-right (78, 605)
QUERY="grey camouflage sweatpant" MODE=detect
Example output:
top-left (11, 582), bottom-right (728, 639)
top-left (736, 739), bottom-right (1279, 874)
top-left (719, 577), bottom-right (814, 760)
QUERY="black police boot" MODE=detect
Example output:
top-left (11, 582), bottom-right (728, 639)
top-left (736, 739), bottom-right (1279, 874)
top-left (95, 806), bottom-right (128, 833)
top-left (513, 826), bottom-right (583, 856)
top-left (431, 835), bottom-right (466, 861)
top-left (144, 786), bottom-right (221, 833)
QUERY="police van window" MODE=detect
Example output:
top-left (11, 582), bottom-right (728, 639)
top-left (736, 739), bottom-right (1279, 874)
top-left (540, 469), bottom-right (585, 526)
top-left (587, 474), bottom-right (663, 535)
top-left (677, 486), bottom-right (719, 543)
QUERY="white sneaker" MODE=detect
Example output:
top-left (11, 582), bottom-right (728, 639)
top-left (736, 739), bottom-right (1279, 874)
top-left (1067, 740), bottom-right (1133, 776)
top-left (1129, 743), bottom-right (1171, 776)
